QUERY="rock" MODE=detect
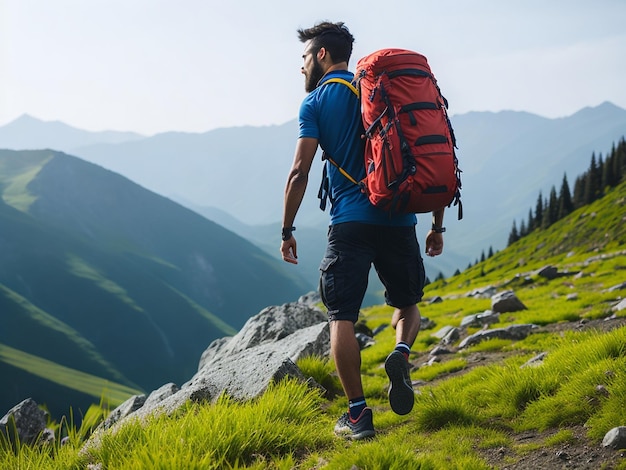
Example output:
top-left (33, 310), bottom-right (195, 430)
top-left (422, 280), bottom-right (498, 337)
top-left (460, 310), bottom-right (500, 328)
top-left (606, 281), bottom-right (626, 292)
top-left (97, 394), bottom-right (146, 431)
top-left (198, 337), bottom-right (232, 371)
top-left (491, 290), bottom-right (527, 313)
top-left (459, 324), bottom-right (538, 349)
top-left (355, 332), bottom-right (375, 349)
top-left (421, 316), bottom-right (436, 330)
top-left (0, 398), bottom-right (49, 446)
top-left (602, 426), bottom-right (626, 449)
top-left (536, 265), bottom-right (559, 280)
top-left (466, 285), bottom-right (497, 299)
top-left (87, 303), bottom-right (330, 449)
top-left (521, 352), bottom-right (548, 368)
top-left (200, 303), bottom-right (327, 365)
top-left (429, 345), bottom-right (452, 356)
top-left (432, 325), bottom-right (455, 339)
top-left (441, 327), bottom-right (461, 346)
top-left (612, 298), bottom-right (626, 312)
top-left (298, 290), bottom-right (321, 305)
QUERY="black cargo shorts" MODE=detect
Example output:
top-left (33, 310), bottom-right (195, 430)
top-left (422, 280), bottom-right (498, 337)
top-left (319, 222), bottom-right (425, 323)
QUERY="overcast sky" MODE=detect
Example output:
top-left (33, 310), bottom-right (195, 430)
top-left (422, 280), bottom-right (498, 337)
top-left (2, 0), bottom-right (625, 135)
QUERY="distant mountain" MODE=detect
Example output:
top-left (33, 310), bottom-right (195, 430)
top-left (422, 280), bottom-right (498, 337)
top-left (1, 103), bottom-right (624, 283)
top-left (0, 114), bottom-right (144, 150)
top-left (0, 149), bottom-right (309, 419)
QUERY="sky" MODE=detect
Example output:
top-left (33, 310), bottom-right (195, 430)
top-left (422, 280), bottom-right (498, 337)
top-left (1, 0), bottom-right (625, 136)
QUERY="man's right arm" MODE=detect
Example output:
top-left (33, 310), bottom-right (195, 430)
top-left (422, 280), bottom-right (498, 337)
top-left (280, 137), bottom-right (318, 264)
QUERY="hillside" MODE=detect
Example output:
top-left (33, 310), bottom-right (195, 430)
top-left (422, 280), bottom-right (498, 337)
top-left (0, 149), bottom-right (309, 419)
top-left (3, 179), bottom-right (625, 469)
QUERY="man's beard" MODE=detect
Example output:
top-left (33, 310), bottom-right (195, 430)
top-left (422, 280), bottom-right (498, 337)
top-left (305, 58), bottom-right (325, 93)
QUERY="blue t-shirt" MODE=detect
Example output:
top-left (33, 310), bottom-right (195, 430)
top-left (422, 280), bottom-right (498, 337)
top-left (298, 70), bottom-right (416, 226)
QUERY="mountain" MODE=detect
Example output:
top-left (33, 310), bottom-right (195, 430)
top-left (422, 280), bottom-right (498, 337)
top-left (0, 114), bottom-right (145, 150)
top-left (0, 149), bottom-right (309, 419)
top-left (1, 103), bottom-right (624, 286)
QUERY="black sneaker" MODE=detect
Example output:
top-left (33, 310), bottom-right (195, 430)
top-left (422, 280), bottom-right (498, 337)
top-left (385, 350), bottom-right (414, 415)
top-left (334, 407), bottom-right (375, 440)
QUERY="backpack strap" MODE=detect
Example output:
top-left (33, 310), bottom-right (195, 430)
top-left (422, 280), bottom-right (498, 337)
top-left (321, 77), bottom-right (360, 97)
top-left (317, 77), bottom-right (362, 211)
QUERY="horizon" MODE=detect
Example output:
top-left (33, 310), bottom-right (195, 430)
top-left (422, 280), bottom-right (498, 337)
top-left (2, 101), bottom-right (623, 138)
top-left (2, 1), bottom-right (625, 135)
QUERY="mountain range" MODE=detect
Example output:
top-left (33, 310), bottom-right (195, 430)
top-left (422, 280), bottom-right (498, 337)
top-left (2, 102), bottom-right (625, 290)
top-left (0, 148), bottom-right (308, 419)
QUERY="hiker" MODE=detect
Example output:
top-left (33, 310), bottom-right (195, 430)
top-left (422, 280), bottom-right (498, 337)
top-left (280, 21), bottom-right (445, 440)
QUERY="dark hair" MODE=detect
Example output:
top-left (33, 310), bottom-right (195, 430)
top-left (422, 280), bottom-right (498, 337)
top-left (297, 21), bottom-right (354, 64)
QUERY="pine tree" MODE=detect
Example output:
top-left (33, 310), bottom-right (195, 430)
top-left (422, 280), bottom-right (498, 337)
top-left (508, 220), bottom-right (519, 246)
top-left (519, 218), bottom-right (527, 237)
top-left (534, 191), bottom-right (543, 229)
top-left (527, 209), bottom-right (535, 233)
top-left (557, 173), bottom-right (574, 220)
top-left (572, 175), bottom-right (585, 208)
top-left (488, 246), bottom-right (494, 258)
top-left (542, 187), bottom-right (558, 228)
top-left (584, 153), bottom-right (600, 204)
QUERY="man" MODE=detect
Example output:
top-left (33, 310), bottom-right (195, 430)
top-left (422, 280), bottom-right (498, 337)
top-left (280, 21), bottom-right (445, 440)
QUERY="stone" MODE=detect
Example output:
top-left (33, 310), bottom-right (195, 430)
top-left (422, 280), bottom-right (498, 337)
top-left (536, 265), bottom-right (558, 280)
top-left (0, 398), bottom-right (49, 446)
top-left (460, 310), bottom-right (500, 328)
top-left (602, 426), bottom-right (626, 449)
top-left (491, 290), bottom-right (527, 313)
top-left (459, 324), bottom-right (538, 349)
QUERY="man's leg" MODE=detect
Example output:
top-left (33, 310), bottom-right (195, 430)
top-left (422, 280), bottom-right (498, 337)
top-left (330, 319), bottom-right (363, 399)
top-left (391, 304), bottom-right (421, 345)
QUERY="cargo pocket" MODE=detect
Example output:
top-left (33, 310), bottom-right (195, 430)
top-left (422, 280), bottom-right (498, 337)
top-left (319, 255), bottom-right (339, 310)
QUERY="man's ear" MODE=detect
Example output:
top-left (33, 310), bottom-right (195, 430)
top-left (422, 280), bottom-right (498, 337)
top-left (317, 47), bottom-right (327, 62)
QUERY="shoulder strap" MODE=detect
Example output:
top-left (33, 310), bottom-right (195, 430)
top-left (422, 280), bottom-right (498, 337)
top-left (321, 77), bottom-right (360, 97)
top-left (316, 77), bottom-right (362, 211)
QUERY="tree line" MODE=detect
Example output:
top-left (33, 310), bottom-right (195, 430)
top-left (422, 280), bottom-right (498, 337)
top-left (508, 136), bottom-right (626, 246)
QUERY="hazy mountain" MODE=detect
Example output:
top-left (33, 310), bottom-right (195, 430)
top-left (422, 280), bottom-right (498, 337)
top-left (0, 149), bottom-right (309, 418)
top-left (0, 114), bottom-right (144, 150)
top-left (1, 102), bottom-right (624, 284)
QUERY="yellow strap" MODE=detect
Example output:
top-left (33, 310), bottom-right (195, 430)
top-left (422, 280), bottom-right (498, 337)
top-left (320, 77), bottom-right (361, 187)
top-left (325, 156), bottom-right (359, 185)
top-left (322, 77), bottom-right (360, 97)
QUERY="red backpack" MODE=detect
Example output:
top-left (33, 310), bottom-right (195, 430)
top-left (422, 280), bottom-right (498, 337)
top-left (321, 48), bottom-right (463, 219)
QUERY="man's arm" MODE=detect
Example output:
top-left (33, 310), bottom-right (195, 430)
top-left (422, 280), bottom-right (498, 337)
top-left (425, 207), bottom-right (445, 257)
top-left (280, 137), bottom-right (318, 264)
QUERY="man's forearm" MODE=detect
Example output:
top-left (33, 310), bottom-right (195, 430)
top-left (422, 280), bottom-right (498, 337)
top-left (282, 170), bottom-right (308, 228)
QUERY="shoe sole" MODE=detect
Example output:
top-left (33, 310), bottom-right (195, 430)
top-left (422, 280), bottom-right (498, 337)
top-left (385, 351), bottom-right (414, 415)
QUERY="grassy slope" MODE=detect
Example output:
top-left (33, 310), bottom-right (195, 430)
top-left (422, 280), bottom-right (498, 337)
top-left (2, 184), bottom-right (625, 469)
top-left (0, 148), bottom-right (306, 421)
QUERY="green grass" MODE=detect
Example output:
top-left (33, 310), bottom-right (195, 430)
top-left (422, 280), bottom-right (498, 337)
top-left (2, 181), bottom-right (625, 468)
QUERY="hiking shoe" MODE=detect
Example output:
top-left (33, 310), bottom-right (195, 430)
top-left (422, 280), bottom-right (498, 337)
top-left (334, 407), bottom-right (375, 440)
top-left (385, 350), bottom-right (414, 415)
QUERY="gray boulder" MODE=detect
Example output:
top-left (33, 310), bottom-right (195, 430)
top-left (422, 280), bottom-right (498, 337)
top-left (491, 290), bottom-right (527, 313)
top-left (602, 426), bottom-right (626, 449)
top-left (613, 298), bottom-right (626, 313)
top-left (201, 303), bottom-right (327, 366)
top-left (0, 398), bottom-right (50, 446)
top-left (459, 324), bottom-right (538, 349)
top-left (460, 310), bottom-right (500, 328)
top-left (88, 303), bottom-right (330, 444)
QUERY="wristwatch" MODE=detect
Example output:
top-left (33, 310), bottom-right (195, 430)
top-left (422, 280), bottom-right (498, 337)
top-left (431, 224), bottom-right (446, 233)
top-left (282, 226), bottom-right (296, 241)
